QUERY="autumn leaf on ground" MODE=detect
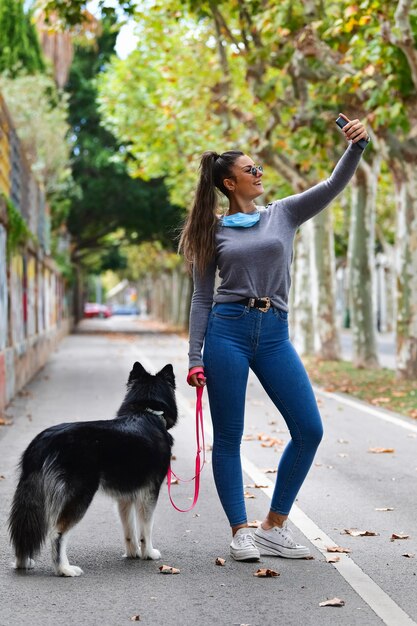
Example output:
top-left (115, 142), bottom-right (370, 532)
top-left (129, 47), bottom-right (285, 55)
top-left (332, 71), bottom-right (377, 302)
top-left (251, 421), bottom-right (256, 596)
top-left (130, 615), bottom-right (141, 621)
top-left (0, 475), bottom-right (5, 480)
top-left (371, 397), bottom-right (391, 404)
top-left (244, 492), bottom-right (255, 499)
top-left (159, 565), bottom-right (180, 574)
top-left (243, 434), bottom-right (256, 441)
top-left (326, 546), bottom-right (351, 553)
top-left (215, 557), bottom-right (225, 566)
top-left (319, 597), bottom-right (345, 607)
top-left (253, 568), bottom-right (279, 577)
top-left (375, 507), bottom-right (394, 512)
top-left (368, 447), bottom-right (395, 454)
top-left (0, 418), bottom-right (13, 426)
top-left (262, 468), bottom-right (277, 474)
top-left (247, 520), bottom-right (262, 528)
top-left (390, 533), bottom-right (410, 541)
top-left (409, 409), bottom-right (417, 419)
top-left (402, 553), bottom-right (415, 558)
top-left (326, 555), bottom-right (340, 563)
top-left (342, 529), bottom-right (379, 537)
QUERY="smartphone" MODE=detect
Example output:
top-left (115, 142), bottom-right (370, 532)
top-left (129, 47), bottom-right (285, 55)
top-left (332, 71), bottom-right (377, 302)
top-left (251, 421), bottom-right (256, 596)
top-left (336, 116), bottom-right (369, 150)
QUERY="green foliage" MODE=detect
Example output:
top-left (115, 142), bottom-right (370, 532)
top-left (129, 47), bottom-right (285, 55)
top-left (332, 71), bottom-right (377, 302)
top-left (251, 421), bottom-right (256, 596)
top-left (0, 73), bottom-right (72, 196)
top-left (0, 0), bottom-right (45, 75)
top-left (66, 15), bottom-right (185, 268)
top-left (3, 194), bottom-right (35, 257)
top-left (37, 0), bottom-right (135, 27)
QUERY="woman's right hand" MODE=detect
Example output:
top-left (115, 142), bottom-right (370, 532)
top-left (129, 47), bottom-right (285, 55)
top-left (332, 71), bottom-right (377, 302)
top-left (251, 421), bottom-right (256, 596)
top-left (187, 367), bottom-right (206, 387)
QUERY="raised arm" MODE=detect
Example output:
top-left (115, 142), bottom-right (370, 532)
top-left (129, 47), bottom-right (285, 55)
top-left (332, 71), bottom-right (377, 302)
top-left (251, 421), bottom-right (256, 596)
top-left (282, 116), bottom-right (369, 227)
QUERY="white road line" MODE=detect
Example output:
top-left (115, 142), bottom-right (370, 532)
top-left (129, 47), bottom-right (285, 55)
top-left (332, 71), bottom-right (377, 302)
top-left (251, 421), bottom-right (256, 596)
top-left (240, 456), bottom-right (416, 626)
top-left (134, 348), bottom-right (416, 625)
top-left (176, 389), bottom-right (417, 626)
top-left (314, 386), bottom-right (417, 433)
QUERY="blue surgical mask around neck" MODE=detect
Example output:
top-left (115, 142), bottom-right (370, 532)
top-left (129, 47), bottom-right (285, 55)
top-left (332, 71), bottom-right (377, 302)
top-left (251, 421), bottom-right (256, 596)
top-left (221, 211), bottom-right (260, 228)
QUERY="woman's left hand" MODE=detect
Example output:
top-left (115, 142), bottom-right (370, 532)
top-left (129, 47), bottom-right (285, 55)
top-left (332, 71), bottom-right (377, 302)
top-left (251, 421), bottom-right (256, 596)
top-left (338, 113), bottom-right (369, 145)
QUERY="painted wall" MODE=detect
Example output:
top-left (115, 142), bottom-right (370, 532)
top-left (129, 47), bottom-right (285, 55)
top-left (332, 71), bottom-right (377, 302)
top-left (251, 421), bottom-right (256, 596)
top-left (0, 93), bottom-right (70, 415)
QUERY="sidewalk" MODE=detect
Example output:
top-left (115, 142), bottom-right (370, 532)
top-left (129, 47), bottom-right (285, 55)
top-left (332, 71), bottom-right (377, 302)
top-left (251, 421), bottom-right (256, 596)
top-left (1, 323), bottom-right (415, 626)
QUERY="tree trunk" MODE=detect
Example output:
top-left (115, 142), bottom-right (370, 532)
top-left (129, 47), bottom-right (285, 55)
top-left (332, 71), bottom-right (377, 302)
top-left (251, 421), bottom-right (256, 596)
top-left (347, 160), bottom-right (380, 368)
top-left (311, 210), bottom-right (341, 360)
top-left (292, 226), bottom-right (314, 355)
top-left (392, 158), bottom-right (417, 379)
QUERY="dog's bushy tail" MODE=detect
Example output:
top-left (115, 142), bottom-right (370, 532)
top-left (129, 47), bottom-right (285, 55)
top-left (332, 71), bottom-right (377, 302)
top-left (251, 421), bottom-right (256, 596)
top-left (8, 472), bottom-right (48, 562)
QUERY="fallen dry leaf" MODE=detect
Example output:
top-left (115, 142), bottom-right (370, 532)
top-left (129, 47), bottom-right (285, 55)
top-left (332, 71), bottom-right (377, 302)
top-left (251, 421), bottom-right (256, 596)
top-left (319, 597), bottom-right (345, 607)
top-left (303, 555), bottom-right (315, 560)
top-left (375, 507), bottom-right (394, 512)
top-left (247, 520), bottom-right (262, 528)
top-left (402, 553), bottom-right (415, 558)
top-left (262, 468), bottom-right (277, 474)
top-left (368, 447), bottom-right (395, 454)
top-left (342, 529), bottom-right (379, 537)
top-left (391, 533), bottom-right (410, 541)
top-left (0, 475), bottom-right (5, 480)
top-left (244, 492), bottom-right (255, 499)
top-left (371, 397), bottom-right (391, 404)
top-left (243, 434), bottom-right (256, 441)
top-left (215, 557), bottom-right (225, 566)
top-left (326, 555), bottom-right (341, 563)
top-left (130, 615), bottom-right (141, 621)
top-left (245, 483), bottom-right (268, 489)
top-left (0, 418), bottom-right (13, 426)
top-left (253, 568), bottom-right (279, 578)
top-left (159, 565), bottom-right (180, 574)
top-left (326, 546), bottom-right (351, 553)
top-left (409, 409), bottom-right (417, 419)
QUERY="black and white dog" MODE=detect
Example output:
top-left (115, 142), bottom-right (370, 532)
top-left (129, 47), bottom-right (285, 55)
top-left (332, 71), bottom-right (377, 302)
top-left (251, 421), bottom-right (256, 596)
top-left (8, 362), bottom-right (177, 577)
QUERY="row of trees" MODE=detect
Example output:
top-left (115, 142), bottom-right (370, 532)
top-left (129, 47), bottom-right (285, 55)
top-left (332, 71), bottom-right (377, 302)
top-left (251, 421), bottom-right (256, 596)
top-left (89, 0), bottom-right (416, 380)
top-left (0, 0), bottom-right (184, 317)
top-left (6, 0), bottom-right (417, 380)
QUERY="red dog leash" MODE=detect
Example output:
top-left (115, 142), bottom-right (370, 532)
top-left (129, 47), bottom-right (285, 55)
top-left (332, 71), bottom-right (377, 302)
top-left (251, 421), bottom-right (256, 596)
top-left (167, 372), bottom-right (206, 512)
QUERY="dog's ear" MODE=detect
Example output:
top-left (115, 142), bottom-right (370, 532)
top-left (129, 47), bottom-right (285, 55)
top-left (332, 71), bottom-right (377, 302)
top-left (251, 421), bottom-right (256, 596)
top-left (129, 361), bottom-right (148, 381)
top-left (158, 363), bottom-right (175, 388)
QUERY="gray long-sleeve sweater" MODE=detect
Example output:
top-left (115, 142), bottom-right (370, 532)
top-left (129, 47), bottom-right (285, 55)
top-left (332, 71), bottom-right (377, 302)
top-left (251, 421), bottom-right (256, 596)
top-left (188, 142), bottom-right (364, 369)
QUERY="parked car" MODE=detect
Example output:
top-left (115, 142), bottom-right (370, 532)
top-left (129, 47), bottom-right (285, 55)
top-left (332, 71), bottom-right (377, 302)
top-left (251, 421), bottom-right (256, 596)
top-left (111, 304), bottom-right (140, 316)
top-left (83, 302), bottom-right (112, 319)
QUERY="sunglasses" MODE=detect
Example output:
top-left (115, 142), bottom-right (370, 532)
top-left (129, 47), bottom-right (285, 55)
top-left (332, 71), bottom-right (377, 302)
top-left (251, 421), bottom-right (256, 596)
top-left (245, 165), bottom-right (264, 176)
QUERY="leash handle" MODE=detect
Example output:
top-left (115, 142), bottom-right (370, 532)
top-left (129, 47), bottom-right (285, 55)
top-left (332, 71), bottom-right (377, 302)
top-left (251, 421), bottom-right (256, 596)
top-left (167, 384), bottom-right (205, 512)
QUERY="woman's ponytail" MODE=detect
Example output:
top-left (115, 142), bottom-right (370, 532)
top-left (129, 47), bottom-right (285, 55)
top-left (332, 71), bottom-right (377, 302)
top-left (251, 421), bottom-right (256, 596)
top-left (179, 149), bottom-right (243, 276)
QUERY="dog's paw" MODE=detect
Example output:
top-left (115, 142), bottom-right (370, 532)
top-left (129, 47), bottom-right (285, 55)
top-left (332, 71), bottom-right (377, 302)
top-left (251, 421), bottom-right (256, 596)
top-left (142, 548), bottom-right (161, 560)
top-left (13, 558), bottom-right (35, 570)
top-left (123, 544), bottom-right (141, 559)
top-left (57, 565), bottom-right (83, 577)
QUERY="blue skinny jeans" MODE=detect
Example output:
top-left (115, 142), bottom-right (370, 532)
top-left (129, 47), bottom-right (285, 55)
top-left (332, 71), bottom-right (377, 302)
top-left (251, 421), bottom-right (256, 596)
top-left (203, 302), bottom-right (323, 527)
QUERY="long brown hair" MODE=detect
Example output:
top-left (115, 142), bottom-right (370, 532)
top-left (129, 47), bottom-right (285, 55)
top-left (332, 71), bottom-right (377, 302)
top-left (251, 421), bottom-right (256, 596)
top-left (178, 149), bottom-right (244, 276)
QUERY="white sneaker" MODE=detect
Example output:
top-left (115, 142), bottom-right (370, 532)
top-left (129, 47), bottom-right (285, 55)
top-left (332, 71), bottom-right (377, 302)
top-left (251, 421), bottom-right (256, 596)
top-left (230, 528), bottom-right (260, 561)
top-left (254, 522), bottom-right (310, 558)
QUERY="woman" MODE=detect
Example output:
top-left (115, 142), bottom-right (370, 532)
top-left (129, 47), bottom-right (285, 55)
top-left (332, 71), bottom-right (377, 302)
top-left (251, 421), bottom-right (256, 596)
top-left (179, 114), bottom-right (369, 562)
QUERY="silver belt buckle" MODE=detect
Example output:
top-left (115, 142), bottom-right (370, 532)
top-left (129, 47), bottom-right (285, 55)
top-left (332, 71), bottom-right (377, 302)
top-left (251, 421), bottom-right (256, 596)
top-left (259, 297), bottom-right (271, 312)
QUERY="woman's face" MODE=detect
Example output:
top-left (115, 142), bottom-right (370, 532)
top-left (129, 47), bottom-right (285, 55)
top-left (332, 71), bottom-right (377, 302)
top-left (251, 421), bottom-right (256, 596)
top-left (225, 155), bottom-right (264, 200)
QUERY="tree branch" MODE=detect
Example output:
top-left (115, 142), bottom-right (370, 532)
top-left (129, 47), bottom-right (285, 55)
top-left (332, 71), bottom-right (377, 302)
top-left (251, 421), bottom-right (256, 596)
top-left (380, 0), bottom-right (417, 92)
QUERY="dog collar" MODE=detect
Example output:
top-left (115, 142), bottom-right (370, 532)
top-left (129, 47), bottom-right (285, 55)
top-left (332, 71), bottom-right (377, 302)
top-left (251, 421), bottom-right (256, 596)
top-left (145, 408), bottom-right (164, 417)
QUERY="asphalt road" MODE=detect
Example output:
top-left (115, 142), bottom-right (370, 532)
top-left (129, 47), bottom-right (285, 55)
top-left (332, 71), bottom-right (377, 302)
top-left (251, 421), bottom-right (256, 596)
top-left (0, 321), bottom-right (415, 626)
